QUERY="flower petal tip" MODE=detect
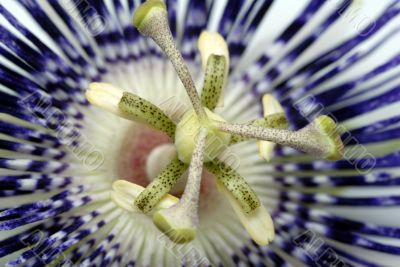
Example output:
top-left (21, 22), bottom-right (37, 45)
top-left (239, 204), bottom-right (275, 246)
top-left (250, 205), bottom-right (276, 246)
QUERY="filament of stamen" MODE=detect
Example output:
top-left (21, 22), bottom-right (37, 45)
top-left (174, 108), bottom-right (231, 164)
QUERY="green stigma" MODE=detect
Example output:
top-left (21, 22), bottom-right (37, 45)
top-left (133, 0), bottom-right (166, 30)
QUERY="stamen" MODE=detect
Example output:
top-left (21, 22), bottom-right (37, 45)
top-left (153, 127), bottom-right (207, 243)
top-left (133, 0), bottom-right (207, 120)
top-left (86, 82), bottom-right (176, 138)
top-left (119, 92), bottom-right (176, 138)
top-left (214, 115), bottom-right (344, 160)
top-left (135, 158), bottom-right (188, 213)
top-left (216, 180), bottom-right (275, 246)
top-left (206, 160), bottom-right (260, 213)
top-left (258, 94), bottom-right (288, 161)
top-left (111, 180), bottom-right (178, 213)
top-left (200, 55), bottom-right (227, 110)
top-left (198, 31), bottom-right (229, 109)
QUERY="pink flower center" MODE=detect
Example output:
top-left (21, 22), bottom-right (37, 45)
top-left (117, 125), bottom-right (219, 208)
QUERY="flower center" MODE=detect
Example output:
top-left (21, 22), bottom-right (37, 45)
top-left (117, 124), bottom-right (170, 187)
top-left (117, 124), bottom-right (218, 206)
top-left (174, 108), bottom-right (231, 164)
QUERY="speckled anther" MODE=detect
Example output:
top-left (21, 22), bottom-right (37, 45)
top-left (201, 55), bottom-right (227, 110)
top-left (198, 31), bottom-right (229, 108)
top-left (135, 158), bottom-right (188, 213)
top-left (206, 160), bottom-right (260, 213)
top-left (216, 180), bottom-right (275, 246)
top-left (111, 180), bottom-right (179, 213)
top-left (119, 92), bottom-right (176, 138)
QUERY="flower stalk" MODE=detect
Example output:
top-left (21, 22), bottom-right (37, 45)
top-left (229, 113), bottom-right (288, 144)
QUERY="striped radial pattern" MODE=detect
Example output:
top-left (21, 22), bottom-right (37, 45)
top-left (0, 0), bottom-right (400, 266)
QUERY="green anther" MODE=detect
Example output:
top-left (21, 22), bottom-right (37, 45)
top-left (135, 158), bottom-right (188, 213)
top-left (201, 54), bottom-right (226, 110)
top-left (206, 160), bottom-right (261, 214)
top-left (230, 113), bottom-right (288, 144)
top-left (133, 0), bottom-right (166, 30)
top-left (119, 92), bottom-right (176, 139)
